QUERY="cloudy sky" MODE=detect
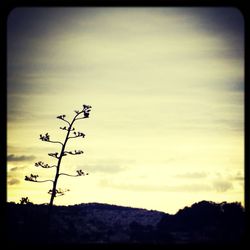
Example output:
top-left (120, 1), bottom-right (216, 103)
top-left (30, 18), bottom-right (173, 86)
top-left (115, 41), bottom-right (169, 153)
top-left (7, 7), bottom-right (244, 214)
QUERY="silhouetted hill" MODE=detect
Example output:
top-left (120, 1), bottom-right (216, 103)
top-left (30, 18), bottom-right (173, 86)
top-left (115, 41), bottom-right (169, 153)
top-left (157, 200), bottom-right (245, 244)
top-left (6, 201), bottom-right (245, 245)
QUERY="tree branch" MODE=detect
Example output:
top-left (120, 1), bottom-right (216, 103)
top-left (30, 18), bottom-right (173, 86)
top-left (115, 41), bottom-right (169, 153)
top-left (64, 150), bottom-right (84, 155)
top-left (74, 105), bottom-right (91, 120)
top-left (59, 170), bottom-right (88, 177)
top-left (48, 152), bottom-right (60, 159)
top-left (48, 188), bottom-right (70, 197)
top-left (60, 126), bottom-right (75, 132)
top-left (75, 117), bottom-right (87, 121)
top-left (39, 133), bottom-right (63, 146)
top-left (59, 173), bottom-right (80, 177)
top-left (47, 140), bottom-right (63, 146)
top-left (68, 131), bottom-right (85, 139)
top-left (36, 180), bottom-right (54, 183)
top-left (61, 119), bottom-right (71, 126)
top-left (56, 115), bottom-right (71, 126)
top-left (68, 135), bottom-right (80, 139)
top-left (25, 175), bottom-right (54, 183)
top-left (35, 161), bottom-right (57, 168)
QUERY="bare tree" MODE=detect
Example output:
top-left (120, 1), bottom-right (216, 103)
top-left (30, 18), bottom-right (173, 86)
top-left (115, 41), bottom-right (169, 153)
top-left (25, 105), bottom-right (92, 211)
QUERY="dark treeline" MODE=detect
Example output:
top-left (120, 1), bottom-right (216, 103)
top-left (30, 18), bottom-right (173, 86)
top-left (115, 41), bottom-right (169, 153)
top-left (6, 200), bottom-right (245, 246)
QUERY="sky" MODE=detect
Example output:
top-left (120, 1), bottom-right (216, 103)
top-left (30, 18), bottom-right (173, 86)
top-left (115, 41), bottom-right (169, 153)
top-left (7, 7), bottom-right (244, 214)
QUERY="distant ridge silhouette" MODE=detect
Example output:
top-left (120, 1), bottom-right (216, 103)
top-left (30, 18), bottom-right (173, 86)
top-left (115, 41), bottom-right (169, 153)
top-left (7, 200), bottom-right (245, 245)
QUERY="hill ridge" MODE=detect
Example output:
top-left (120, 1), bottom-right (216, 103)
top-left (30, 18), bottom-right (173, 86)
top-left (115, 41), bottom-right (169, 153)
top-left (7, 200), bottom-right (245, 244)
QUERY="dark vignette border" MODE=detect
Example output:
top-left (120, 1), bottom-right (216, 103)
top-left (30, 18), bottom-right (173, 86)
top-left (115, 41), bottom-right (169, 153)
top-left (0, 0), bottom-right (248, 250)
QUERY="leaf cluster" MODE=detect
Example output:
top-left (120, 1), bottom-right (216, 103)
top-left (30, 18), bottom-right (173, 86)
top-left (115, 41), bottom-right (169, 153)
top-left (25, 174), bottom-right (39, 182)
top-left (83, 105), bottom-right (92, 118)
top-left (57, 115), bottom-right (66, 120)
top-left (64, 150), bottom-right (84, 156)
top-left (40, 133), bottom-right (50, 142)
top-left (48, 152), bottom-right (59, 159)
top-left (48, 188), bottom-right (70, 197)
top-left (35, 161), bottom-right (55, 168)
top-left (73, 131), bottom-right (85, 138)
top-left (76, 170), bottom-right (88, 176)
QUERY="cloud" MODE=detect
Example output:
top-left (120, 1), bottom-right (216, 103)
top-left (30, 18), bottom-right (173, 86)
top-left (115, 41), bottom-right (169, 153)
top-left (212, 180), bottom-right (233, 192)
top-left (234, 176), bottom-right (244, 181)
top-left (231, 172), bottom-right (244, 182)
top-left (78, 164), bottom-right (127, 174)
top-left (184, 7), bottom-right (244, 57)
top-left (7, 154), bottom-right (36, 162)
top-left (175, 172), bottom-right (208, 178)
top-left (99, 179), bottom-right (211, 193)
top-left (10, 167), bottom-right (18, 171)
top-left (8, 178), bottom-right (20, 185)
top-left (10, 166), bottom-right (26, 171)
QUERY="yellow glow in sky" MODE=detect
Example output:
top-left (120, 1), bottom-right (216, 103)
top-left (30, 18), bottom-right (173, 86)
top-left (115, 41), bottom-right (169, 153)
top-left (7, 7), bottom-right (244, 214)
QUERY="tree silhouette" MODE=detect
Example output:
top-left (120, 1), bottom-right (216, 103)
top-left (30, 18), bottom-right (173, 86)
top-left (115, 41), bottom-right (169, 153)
top-left (20, 197), bottom-right (32, 205)
top-left (25, 105), bottom-right (92, 212)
